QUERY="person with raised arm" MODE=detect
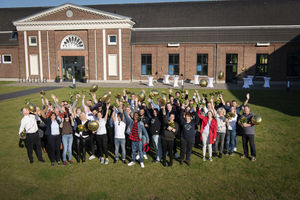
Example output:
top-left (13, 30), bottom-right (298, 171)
top-left (197, 105), bottom-right (217, 162)
top-left (123, 107), bottom-right (149, 168)
top-left (95, 103), bottom-right (110, 165)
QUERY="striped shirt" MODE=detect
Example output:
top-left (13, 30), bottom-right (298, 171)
top-left (129, 122), bottom-right (141, 142)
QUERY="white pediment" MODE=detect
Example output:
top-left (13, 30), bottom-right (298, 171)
top-left (13, 3), bottom-right (135, 31)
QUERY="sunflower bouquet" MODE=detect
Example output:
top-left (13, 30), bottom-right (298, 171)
top-left (225, 112), bottom-right (236, 119)
top-left (239, 116), bottom-right (248, 124)
top-left (77, 124), bottom-right (86, 132)
top-left (123, 100), bottom-right (129, 108)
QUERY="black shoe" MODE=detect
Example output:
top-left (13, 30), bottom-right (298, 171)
top-left (213, 152), bottom-right (217, 157)
top-left (180, 160), bottom-right (183, 165)
top-left (162, 162), bottom-right (166, 167)
top-left (186, 160), bottom-right (191, 166)
top-left (219, 154), bottom-right (222, 158)
top-left (51, 162), bottom-right (55, 166)
top-left (114, 160), bottom-right (118, 164)
top-left (39, 159), bottom-right (45, 162)
top-left (168, 162), bottom-right (173, 167)
top-left (122, 160), bottom-right (127, 164)
top-left (30, 160), bottom-right (34, 164)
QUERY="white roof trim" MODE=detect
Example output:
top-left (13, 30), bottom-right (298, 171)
top-left (133, 25), bottom-right (300, 31)
top-left (13, 3), bottom-right (131, 23)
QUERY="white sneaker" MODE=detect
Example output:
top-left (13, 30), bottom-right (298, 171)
top-left (209, 157), bottom-right (213, 162)
top-left (203, 157), bottom-right (206, 161)
top-left (89, 155), bottom-right (96, 160)
top-left (174, 152), bottom-right (179, 159)
top-left (128, 161), bottom-right (136, 166)
top-left (99, 157), bottom-right (104, 164)
top-left (140, 162), bottom-right (145, 168)
top-left (143, 154), bottom-right (148, 160)
top-left (104, 158), bottom-right (109, 165)
top-left (136, 154), bottom-right (140, 160)
top-left (233, 147), bottom-right (237, 152)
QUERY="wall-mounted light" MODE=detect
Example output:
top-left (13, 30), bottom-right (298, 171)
top-left (256, 42), bottom-right (270, 47)
top-left (168, 43), bottom-right (180, 47)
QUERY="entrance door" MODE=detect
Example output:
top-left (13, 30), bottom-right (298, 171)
top-left (62, 56), bottom-right (85, 82)
top-left (226, 54), bottom-right (238, 83)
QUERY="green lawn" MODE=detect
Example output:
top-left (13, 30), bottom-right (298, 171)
top-left (0, 87), bottom-right (299, 200)
top-left (0, 83), bottom-right (38, 95)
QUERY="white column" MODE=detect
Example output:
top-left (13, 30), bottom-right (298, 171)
top-left (24, 31), bottom-right (29, 79)
top-left (118, 28), bottom-right (122, 80)
top-left (102, 29), bottom-right (107, 80)
top-left (46, 31), bottom-right (51, 80)
top-left (94, 30), bottom-right (98, 80)
top-left (38, 31), bottom-right (43, 80)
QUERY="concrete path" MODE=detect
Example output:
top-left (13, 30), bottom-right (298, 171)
top-left (7, 81), bottom-right (298, 90)
top-left (0, 86), bottom-right (60, 101)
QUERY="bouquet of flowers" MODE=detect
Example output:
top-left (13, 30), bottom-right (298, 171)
top-left (202, 93), bottom-right (208, 98)
top-left (168, 121), bottom-right (175, 129)
top-left (225, 112), bottom-right (236, 119)
top-left (215, 99), bottom-right (221, 105)
top-left (40, 90), bottom-right (46, 95)
top-left (215, 91), bottom-right (223, 96)
top-left (209, 92), bottom-right (215, 97)
top-left (115, 93), bottom-right (122, 100)
top-left (239, 116), bottom-right (248, 124)
top-left (123, 100), bottom-right (129, 108)
top-left (112, 102), bottom-right (119, 108)
top-left (125, 90), bottom-right (131, 95)
top-left (20, 128), bottom-right (26, 139)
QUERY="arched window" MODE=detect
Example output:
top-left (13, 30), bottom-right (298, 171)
top-left (60, 35), bottom-right (84, 49)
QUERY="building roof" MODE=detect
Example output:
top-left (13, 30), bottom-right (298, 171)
top-left (0, 0), bottom-right (299, 45)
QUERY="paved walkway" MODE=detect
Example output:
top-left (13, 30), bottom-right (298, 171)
top-left (7, 81), bottom-right (299, 90)
top-left (1, 80), bottom-right (298, 101)
top-left (0, 86), bottom-right (60, 101)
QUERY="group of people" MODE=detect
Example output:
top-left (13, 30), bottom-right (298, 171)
top-left (18, 88), bottom-right (257, 168)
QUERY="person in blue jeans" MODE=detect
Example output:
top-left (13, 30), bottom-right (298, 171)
top-left (225, 107), bottom-right (237, 156)
top-left (124, 109), bottom-right (149, 168)
top-left (111, 108), bottom-right (127, 164)
top-left (60, 114), bottom-right (74, 165)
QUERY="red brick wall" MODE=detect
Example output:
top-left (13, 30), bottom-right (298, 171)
top-left (0, 46), bottom-right (19, 78)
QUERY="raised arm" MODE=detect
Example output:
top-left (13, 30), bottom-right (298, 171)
top-left (104, 103), bottom-right (110, 121)
top-left (242, 93), bottom-right (250, 106)
top-left (81, 94), bottom-right (88, 113)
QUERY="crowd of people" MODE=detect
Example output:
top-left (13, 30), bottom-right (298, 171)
top-left (18, 88), bottom-right (257, 168)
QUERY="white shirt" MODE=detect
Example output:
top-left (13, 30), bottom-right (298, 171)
top-left (228, 114), bottom-right (238, 130)
top-left (86, 112), bottom-right (96, 121)
top-left (51, 120), bottom-right (60, 136)
top-left (96, 118), bottom-right (107, 135)
top-left (19, 114), bottom-right (38, 135)
top-left (203, 119), bottom-right (211, 135)
top-left (114, 120), bottom-right (126, 139)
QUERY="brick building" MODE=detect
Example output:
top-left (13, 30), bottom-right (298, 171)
top-left (0, 0), bottom-right (299, 83)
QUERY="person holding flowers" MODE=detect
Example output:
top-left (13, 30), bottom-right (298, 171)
top-left (161, 107), bottom-right (179, 167)
top-left (238, 105), bottom-right (256, 161)
top-left (225, 107), bottom-right (238, 156)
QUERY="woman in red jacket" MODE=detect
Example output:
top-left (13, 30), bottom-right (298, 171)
top-left (197, 108), bottom-right (217, 162)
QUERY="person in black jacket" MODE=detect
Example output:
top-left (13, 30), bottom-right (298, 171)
top-left (161, 106), bottom-right (179, 167)
top-left (179, 104), bottom-right (199, 166)
top-left (149, 108), bottom-right (162, 162)
top-left (40, 112), bottom-right (61, 166)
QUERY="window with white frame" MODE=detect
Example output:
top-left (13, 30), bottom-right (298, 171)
top-left (108, 35), bottom-right (117, 45)
top-left (29, 36), bottom-right (37, 46)
top-left (2, 54), bottom-right (12, 64)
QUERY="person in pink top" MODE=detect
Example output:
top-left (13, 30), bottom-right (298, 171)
top-left (197, 106), bottom-right (217, 162)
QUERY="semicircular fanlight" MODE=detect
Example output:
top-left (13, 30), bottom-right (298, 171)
top-left (61, 35), bottom-right (84, 49)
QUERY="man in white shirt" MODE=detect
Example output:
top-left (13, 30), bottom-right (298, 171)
top-left (112, 108), bottom-right (126, 164)
top-left (19, 107), bottom-right (44, 163)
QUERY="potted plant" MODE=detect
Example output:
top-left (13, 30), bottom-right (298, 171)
top-left (55, 76), bottom-right (60, 83)
top-left (82, 76), bottom-right (88, 83)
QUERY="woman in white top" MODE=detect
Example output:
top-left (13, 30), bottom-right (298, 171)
top-left (95, 103), bottom-right (110, 164)
top-left (213, 107), bottom-right (227, 158)
top-left (226, 107), bottom-right (238, 155)
top-left (112, 107), bottom-right (126, 164)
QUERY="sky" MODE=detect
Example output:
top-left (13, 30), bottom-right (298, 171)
top-left (0, 0), bottom-right (210, 8)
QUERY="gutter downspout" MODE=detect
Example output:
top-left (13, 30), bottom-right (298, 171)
top-left (215, 43), bottom-right (218, 83)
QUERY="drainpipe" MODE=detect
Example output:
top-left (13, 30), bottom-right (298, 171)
top-left (130, 30), bottom-right (133, 82)
top-left (215, 43), bottom-right (218, 83)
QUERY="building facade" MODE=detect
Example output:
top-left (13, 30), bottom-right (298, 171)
top-left (0, 0), bottom-right (300, 83)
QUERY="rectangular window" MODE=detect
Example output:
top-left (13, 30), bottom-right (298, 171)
top-left (141, 54), bottom-right (152, 75)
top-left (196, 54), bottom-right (208, 75)
top-left (287, 54), bottom-right (299, 76)
top-left (2, 54), bottom-right (12, 64)
top-left (168, 54), bottom-right (179, 75)
top-left (29, 54), bottom-right (38, 75)
top-left (108, 54), bottom-right (118, 76)
top-left (108, 35), bottom-right (117, 45)
top-left (256, 54), bottom-right (269, 76)
top-left (29, 36), bottom-right (37, 46)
